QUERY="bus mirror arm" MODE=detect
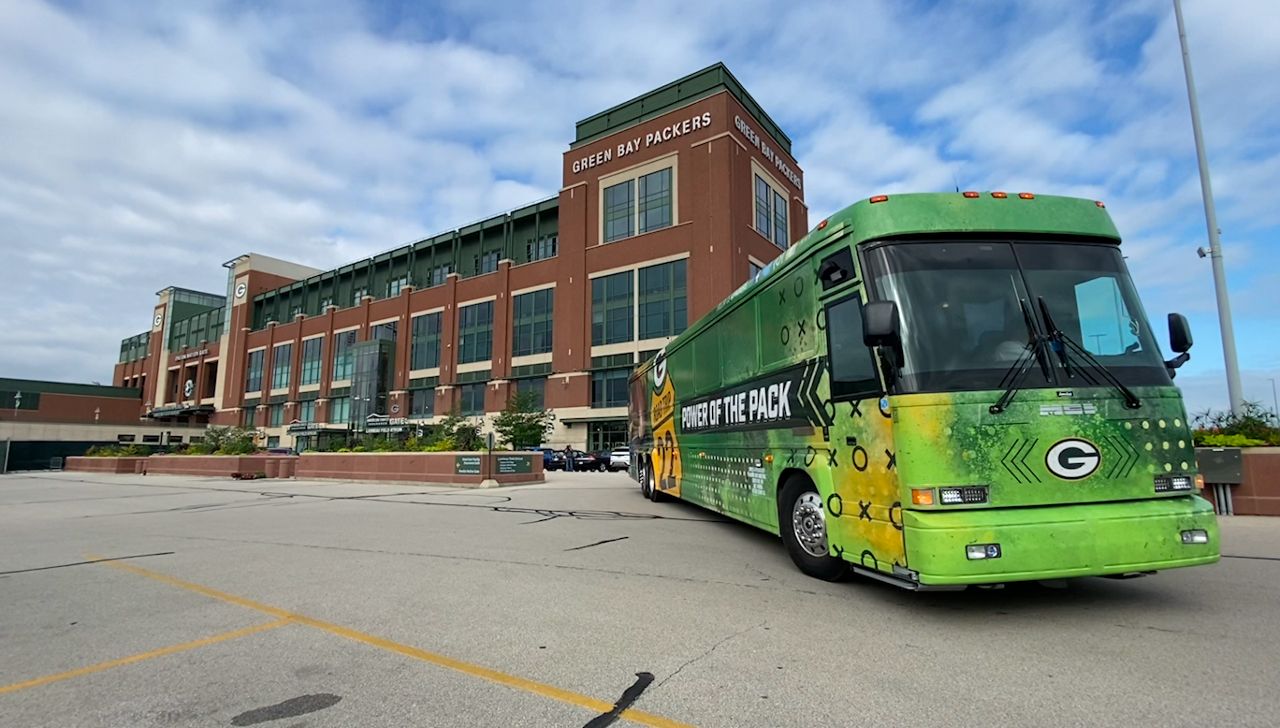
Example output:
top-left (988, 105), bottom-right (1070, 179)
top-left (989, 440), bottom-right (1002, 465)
top-left (863, 301), bottom-right (903, 386)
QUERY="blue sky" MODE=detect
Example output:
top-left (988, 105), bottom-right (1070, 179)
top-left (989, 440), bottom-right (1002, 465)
top-left (0, 0), bottom-right (1276, 416)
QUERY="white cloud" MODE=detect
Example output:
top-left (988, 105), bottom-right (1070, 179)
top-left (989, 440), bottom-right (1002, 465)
top-left (0, 0), bottom-right (1276, 415)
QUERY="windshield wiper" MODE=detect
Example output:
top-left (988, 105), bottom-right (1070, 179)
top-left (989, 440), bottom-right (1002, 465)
top-left (1037, 297), bottom-right (1142, 409)
top-left (989, 299), bottom-right (1051, 414)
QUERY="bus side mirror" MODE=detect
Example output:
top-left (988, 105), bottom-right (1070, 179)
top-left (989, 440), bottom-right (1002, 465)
top-left (1165, 313), bottom-right (1192, 377)
top-left (863, 301), bottom-right (900, 348)
top-left (1168, 313), bottom-right (1192, 353)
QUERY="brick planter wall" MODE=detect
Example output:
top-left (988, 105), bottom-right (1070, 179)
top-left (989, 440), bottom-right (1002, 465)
top-left (65, 457), bottom-right (148, 474)
top-left (295, 451), bottom-right (544, 486)
top-left (144, 455), bottom-right (297, 479)
top-left (1235, 448), bottom-right (1280, 516)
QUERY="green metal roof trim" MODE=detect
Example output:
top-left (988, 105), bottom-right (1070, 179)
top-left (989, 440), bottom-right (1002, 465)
top-left (573, 62), bottom-right (792, 154)
top-left (0, 377), bottom-right (142, 399)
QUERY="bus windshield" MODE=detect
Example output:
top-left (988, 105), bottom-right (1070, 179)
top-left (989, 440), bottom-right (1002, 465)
top-left (865, 240), bottom-right (1170, 395)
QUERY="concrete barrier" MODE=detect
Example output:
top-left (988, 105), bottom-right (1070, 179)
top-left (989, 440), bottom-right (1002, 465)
top-left (144, 455), bottom-right (296, 479)
top-left (65, 456), bottom-right (148, 474)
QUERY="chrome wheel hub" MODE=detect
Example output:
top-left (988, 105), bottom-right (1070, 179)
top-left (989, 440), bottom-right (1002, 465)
top-left (792, 492), bottom-right (828, 558)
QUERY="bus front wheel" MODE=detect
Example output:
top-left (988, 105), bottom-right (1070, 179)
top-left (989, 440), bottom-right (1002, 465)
top-left (780, 476), bottom-right (847, 581)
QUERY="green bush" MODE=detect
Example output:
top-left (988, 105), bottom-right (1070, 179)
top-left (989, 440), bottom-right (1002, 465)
top-left (85, 444), bottom-right (150, 457)
top-left (1192, 400), bottom-right (1280, 447)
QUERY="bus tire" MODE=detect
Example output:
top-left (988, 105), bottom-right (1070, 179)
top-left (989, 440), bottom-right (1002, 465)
top-left (639, 457), bottom-right (655, 500)
top-left (779, 476), bottom-right (847, 581)
top-left (643, 457), bottom-right (663, 502)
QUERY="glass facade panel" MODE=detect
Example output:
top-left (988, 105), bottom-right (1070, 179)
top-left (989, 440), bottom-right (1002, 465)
top-left (245, 350), bottom-right (264, 392)
top-left (515, 377), bottom-right (546, 409)
top-left (300, 337), bottom-right (323, 386)
top-left (755, 175), bottom-right (771, 235)
top-left (242, 405), bottom-right (257, 427)
top-left (458, 301), bottom-right (494, 364)
top-left (411, 312), bottom-right (442, 370)
top-left (528, 235), bottom-right (557, 262)
top-left (591, 368), bottom-right (630, 408)
top-left (459, 383), bottom-right (486, 415)
top-left (603, 179), bottom-right (634, 243)
top-left (638, 259), bottom-right (687, 340)
top-left (410, 389), bottom-right (434, 417)
top-left (638, 168), bottom-right (672, 234)
top-left (332, 330), bottom-right (357, 380)
top-left (269, 403), bottom-right (284, 427)
top-left (476, 250), bottom-right (500, 275)
top-left (271, 343), bottom-right (292, 390)
top-left (512, 288), bottom-right (554, 357)
top-left (773, 190), bottom-right (788, 248)
top-left (298, 400), bottom-right (316, 422)
top-left (328, 396), bottom-right (350, 424)
top-left (591, 272), bottom-right (633, 346)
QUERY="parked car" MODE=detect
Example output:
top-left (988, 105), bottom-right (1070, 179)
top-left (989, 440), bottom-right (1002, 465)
top-left (608, 448), bottom-right (631, 472)
top-left (572, 450), bottom-right (611, 472)
top-left (537, 447), bottom-right (565, 471)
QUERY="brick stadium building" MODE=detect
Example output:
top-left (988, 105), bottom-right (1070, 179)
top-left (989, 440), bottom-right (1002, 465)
top-left (112, 64), bottom-right (807, 451)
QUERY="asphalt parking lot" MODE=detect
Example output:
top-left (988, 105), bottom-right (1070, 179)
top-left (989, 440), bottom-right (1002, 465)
top-left (2, 470), bottom-right (1278, 727)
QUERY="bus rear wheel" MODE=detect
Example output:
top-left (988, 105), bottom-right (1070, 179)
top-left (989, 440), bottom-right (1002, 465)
top-left (780, 476), bottom-right (847, 581)
top-left (642, 457), bottom-right (662, 502)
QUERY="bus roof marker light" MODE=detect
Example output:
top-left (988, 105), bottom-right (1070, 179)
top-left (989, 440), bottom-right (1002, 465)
top-left (991, 191), bottom-right (1008, 199)
top-left (816, 219), bottom-right (828, 230)
top-left (1018, 192), bottom-right (1035, 200)
top-left (869, 195), bottom-right (889, 204)
top-left (962, 191), bottom-right (980, 199)
top-left (1095, 200), bottom-right (1106, 208)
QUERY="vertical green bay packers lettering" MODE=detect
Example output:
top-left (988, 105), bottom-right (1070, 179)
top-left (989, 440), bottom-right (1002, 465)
top-left (628, 192), bottom-right (1219, 589)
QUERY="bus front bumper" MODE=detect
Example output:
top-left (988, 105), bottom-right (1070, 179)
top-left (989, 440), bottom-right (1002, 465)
top-left (902, 495), bottom-right (1219, 587)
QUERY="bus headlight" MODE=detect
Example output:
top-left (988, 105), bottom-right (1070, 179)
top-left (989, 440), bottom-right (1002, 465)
top-left (939, 486), bottom-right (989, 505)
top-left (966, 544), bottom-right (1002, 560)
top-left (1154, 475), bottom-right (1194, 492)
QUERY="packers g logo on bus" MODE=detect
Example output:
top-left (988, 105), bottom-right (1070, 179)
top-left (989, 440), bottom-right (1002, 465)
top-left (1045, 438), bottom-right (1101, 480)
top-left (652, 353), bottom-right (667, 390)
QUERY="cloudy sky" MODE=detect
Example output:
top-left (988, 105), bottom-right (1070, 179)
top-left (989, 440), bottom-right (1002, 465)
top-left (1, 0), bottom-right (1277, 416)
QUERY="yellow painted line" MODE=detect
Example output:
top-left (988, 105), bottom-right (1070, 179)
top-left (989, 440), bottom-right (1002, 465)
top-left (89, 556), bottom-right (693, 728)
top-left (0, 618), bottom-right (289, 695)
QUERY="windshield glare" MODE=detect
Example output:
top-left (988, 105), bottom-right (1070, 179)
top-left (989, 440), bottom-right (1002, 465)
top-left (867, 241), bottom-right (1170, 395)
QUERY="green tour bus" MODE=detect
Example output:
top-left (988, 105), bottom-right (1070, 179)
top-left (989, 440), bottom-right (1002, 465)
top-left (628, 191), bottom-right (1219, 589)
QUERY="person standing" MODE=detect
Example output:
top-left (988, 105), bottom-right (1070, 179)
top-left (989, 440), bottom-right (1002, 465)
top-left (563, 444), bottom-right (575, 472)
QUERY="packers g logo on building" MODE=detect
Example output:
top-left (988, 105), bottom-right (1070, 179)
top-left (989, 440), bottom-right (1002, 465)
top-left (1045, 438), bottom-right (1101, 480)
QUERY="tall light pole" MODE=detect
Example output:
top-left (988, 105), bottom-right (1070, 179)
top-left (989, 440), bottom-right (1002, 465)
top-left (1174, 0), bottom-right (1243, 416)
top-left (1270, 377), bottom-right (1278, 425)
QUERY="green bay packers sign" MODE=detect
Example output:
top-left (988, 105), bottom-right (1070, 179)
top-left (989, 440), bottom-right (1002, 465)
top-left (678, 361), bottom-right (828, 434)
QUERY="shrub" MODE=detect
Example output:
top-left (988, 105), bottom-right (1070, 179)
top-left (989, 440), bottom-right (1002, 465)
top-left (1192, 400), bottom-right (1280, 447)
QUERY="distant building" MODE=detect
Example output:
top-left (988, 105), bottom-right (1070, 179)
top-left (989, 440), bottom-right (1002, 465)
top-left (112, 63), bottom-right (807, 451)
top-left (0, 377), bottom-right (204, 471)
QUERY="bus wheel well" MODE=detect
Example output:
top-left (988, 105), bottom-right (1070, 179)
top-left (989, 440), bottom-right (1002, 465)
top-left (775, 468), bottom-right (814, 519)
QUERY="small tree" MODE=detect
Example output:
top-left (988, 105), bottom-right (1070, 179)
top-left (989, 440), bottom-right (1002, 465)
top-left (492, 390), bottom-right (556, 450)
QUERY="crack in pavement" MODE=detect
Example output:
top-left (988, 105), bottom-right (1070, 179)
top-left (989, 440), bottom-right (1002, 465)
top-left (654, 621), bottom-right (767, 690)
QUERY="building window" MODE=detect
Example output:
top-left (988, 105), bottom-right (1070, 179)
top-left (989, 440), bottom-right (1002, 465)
top-left (269, 403), bottom-right (285, 427)
top-left (328, 396), bottom-right (350, 424)
top-left (528, 235), bottom-right (557, 262)
top-left (372, 321), bottom-right (398, 343)
top-left (591, 271), bottom-right (633, 346)
top-left (458, 301), bottom-right (494, 364)
top-left (459, 383), bottom-right (485, 416)
top-left (242, 405), bottom-right (257, 427)
top-left (332, 330), bottom-right (357, 380)
top-left (300, 338), bottom-right (323, 386)
top-left (320, 297), bottom-right (333, 310)
top-left (749, 260), bottom-right (764, 280)
top-left (298, 400), bottom-right (316, 422)
top-left (515, 377), bottom-right (546, 409)
top-left (591, 368), bottom-right (630, 408)
top-left (512, 288), bottom-right (553, 357)
top-left (603, 166), bottom-right (674, 243)
top-left (638, 259), bottom-right (687, 340)
top-left (271, 343), bottom-right (292, 390)
top-left (430, 264), bottom-right (453, 286)
top-left (411, 312), bottom-right (442, 370)
top-left (475, 250), bottom-right (500, 276)
top-left (353, 288), bottom-right (368, 306)
top-left (410, 389), bottom-right (434, 418)
top-left (387, 276), bottom-right (408, 297)
top-left (245, 350), bottom-right (264, 392)
top-left (754, 174), bottom-right (789, 249)
top-left (603, 179), bottom-right (634, 243)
